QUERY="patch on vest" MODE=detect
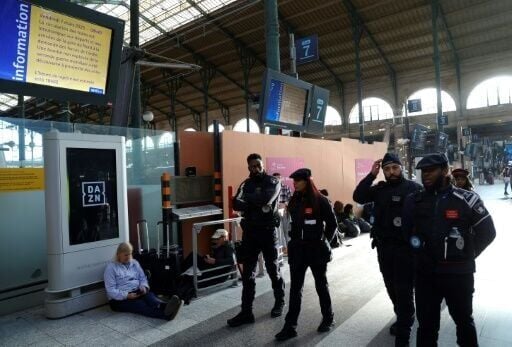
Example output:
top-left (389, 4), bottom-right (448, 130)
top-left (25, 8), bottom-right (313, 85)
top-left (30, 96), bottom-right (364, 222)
top-left (410, 236), bottom-right (421, 249)
top-left (393, 216), bottom-right (402, 227)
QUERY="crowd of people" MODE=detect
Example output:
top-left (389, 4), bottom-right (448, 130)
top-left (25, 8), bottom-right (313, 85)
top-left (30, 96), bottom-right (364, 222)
top-left (103, 151), bottom-right (496, 347)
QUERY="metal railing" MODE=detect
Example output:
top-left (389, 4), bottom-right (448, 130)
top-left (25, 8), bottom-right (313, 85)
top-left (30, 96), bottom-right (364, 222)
top-left (191, 217), bottom-right (242, 295)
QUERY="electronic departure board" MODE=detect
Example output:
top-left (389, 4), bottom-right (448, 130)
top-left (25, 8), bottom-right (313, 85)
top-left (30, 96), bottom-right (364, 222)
top-left (259, 68), bottom-right (312, 133)
top-left (0, 0), bottom-right (124, 106)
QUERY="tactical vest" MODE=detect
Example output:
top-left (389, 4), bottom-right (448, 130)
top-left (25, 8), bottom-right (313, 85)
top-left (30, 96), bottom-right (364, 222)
top-left (411, 187), bottom-right (477, 274)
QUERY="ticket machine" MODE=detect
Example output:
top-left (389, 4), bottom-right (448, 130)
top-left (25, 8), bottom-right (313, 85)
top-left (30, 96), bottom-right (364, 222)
top-left (43, 131), bottom-right (128, 318)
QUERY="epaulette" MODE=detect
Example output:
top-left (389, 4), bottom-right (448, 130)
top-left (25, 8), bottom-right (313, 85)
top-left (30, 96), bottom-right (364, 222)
top-left (452, 187), bottom-right (479, 208)
top-left (375, 181), bottom-right (386, 189)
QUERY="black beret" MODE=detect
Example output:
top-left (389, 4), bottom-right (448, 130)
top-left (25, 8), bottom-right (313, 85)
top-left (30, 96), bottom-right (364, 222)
top-left (415, 153), bottom-right (448, 169)
top-left (290, 168), bottom-right (312, 180)
top-left (452, 168), bottom-right (469, 177)
top-left (382, 153), bottom-right (402, 167)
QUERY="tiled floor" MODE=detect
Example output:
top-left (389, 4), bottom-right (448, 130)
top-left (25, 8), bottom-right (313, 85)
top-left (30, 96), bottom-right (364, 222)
top-left (1, 183), bottom-right (510, 347)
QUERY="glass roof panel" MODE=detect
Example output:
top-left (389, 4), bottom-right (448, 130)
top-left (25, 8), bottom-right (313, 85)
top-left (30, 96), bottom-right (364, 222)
top-left (1, 0), bottom-right (239, 111)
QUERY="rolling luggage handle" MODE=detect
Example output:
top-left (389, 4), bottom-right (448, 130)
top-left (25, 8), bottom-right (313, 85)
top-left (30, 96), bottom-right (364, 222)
top-left (136, 219), bottom-right (150, 254)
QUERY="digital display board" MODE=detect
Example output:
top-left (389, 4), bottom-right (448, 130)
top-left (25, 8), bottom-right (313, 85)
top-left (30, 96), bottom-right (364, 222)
top-left (259, 68), bottom-right (312, 132)
top-left (265, 79), bottom-right (308, 126)
top-left (0, 0), bottom-right (124, 105)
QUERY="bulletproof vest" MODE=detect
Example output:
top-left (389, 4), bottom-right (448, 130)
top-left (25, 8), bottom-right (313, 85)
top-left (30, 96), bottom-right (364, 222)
top-left (373, 179), bottom-right (420, 242)
top-left (411, 187), bottom-right (477, 274)
top-left (289, 197), bottom-right (325, 241)
top-left (240, 174), bottom-right (280, 229)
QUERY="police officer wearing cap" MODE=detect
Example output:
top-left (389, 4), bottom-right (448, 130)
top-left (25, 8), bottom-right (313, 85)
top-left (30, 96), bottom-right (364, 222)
top-left (403, 153), bottom-right (496, 347)
top-left (275, 168), bottom-right (338, 341)
top-left (228, 153), bottom-right (285, 327)
top-left (353, 153), bottom-right (422, 347)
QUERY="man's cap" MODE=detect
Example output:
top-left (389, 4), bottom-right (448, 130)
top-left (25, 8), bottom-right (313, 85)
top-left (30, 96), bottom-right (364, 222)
top-left (452, 168), bottom-right (469, 177)
top-left (289, 168), bottom-right (312, 180)
top-left (211, 229), bottom-right (228, 239)
top-left (381, 153), bottom-right (402, 167)
top-left (415, 153), bottom-right (448, 169)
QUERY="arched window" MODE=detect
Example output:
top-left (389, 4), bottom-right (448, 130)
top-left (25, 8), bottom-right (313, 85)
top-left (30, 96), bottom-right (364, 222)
top-left (467, 76), bottom-right (512, 109)
top-left (158, 132), bottom-right (174, 148)
top-left (405, 88), bottom-right (456, 115)
top-left (324, 106), bottom-right (342, 126)
top-left (184, 128), bottom-right (197, 132)
top-left (207, 123), bottom-right (225, 132)
top-left (233, 118), bottom-right (260, 133)
top-left (349, 97), bottom-right (394, 124)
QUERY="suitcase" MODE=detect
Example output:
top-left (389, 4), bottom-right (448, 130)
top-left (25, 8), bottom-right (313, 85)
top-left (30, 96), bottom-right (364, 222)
top-left (133, 220), bottom-right (158, 278)
top-left (147, 221), bottom-right (180, 296)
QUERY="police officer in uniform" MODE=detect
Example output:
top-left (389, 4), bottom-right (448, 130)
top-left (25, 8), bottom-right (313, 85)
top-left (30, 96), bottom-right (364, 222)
top-left (275, 168), bottom-right (338, 341)
top-left (353, 153), bottom-right (422, 346)
top-left (228, 153), bottom-right (285, 327)
top-left (403, 153), bottom-right (496, 347)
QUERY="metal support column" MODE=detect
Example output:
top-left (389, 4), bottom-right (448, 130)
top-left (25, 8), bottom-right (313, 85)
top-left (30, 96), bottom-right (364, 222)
top-left (164, 73), bottom-right (182, 132)
top-left (289, 31), bottom-right (297, 78)
top-left (130, 0), bottom-right (141, 129)
top-left (336, 80), bottom-right (346, 132)
top-left (432, 0), bottom-right (443, 132)
top-left (238, 46), bottom-right (256, 133)
top-left (17, 95), bottom-right (25, 167)
top-left (264, 0), bottom-right (280, 71)
top-left (198, 61), bottom-right (216, 130)
top-left (350, 17), bottom-right (364, 142)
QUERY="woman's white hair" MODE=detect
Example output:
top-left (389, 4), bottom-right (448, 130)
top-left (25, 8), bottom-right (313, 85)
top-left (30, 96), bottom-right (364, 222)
top-left (114, 242), bottom-right (133, 261)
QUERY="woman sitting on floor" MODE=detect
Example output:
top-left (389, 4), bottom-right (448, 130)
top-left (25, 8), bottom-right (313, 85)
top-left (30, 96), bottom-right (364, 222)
top-left (104, 242), bottom-right (182, 320)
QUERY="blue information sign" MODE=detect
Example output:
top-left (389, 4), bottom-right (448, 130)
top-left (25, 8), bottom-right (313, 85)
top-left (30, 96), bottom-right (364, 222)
top-left (407, 99), bottom-right (422, 113)
top-left (295, 35), bottom-right (319, 65)
top-left (438, 114), bottom-right (448, 126)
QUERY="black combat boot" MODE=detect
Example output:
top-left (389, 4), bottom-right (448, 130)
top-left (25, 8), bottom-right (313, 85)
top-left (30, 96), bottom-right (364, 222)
top-left (275, 325), bottom-right (297, 341)
top-left (271, 300), bottom-right (285, 318)
top-left (317, 317), bottom-right (335, 332)
top-left (227, 311), bottom-right (255, 327)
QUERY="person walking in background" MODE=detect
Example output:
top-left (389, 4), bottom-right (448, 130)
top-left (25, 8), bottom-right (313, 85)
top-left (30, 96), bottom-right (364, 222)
top-left (353, 153), bottom-right (422, 347)
top-left (228, 153), bottom-right (285, 327)
top-left (273, 172), bottom-right (292, 254)
top-left (502, 165), bottom-right (510, 195)
top-left (452, 168), bottom-right (474, 191)
top-left (275, 168), bottom-right (338, 341)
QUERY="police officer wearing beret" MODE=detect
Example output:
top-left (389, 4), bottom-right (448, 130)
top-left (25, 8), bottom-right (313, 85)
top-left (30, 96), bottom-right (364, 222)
top-left (353, 153), bottom-right (422, 347)
top-left (452, 168), bottom-right (474, 191)
top-left (403, 153), bottom-right (496, 347)
top-left (275, 168), bottom-right (338, 341)
top-left (228, 153), bottom-right (285, 327)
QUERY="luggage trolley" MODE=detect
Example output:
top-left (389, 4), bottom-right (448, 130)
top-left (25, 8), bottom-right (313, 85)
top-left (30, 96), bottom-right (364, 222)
top-left (191, 217), bottom-right (242, 296)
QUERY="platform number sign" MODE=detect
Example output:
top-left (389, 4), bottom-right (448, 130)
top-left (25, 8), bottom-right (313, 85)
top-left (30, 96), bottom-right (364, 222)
top-left (82, 181), bottom-right (106, 207)
top-left (314, 98), bottom-right (325, 122)
top-left (296, 35), bottom-right (319, 65)
top-left (305, 85), bottom-right (330, 135)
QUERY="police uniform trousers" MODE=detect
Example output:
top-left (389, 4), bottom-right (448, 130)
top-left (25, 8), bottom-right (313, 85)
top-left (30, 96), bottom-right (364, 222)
top-left (285, 240), bottom-right (333, 328)
top-left (240, 227), bottom-right (285, 313)
top-left (415, 273), bottom-right (477, 347)
top-left (377, 241), bottom-right (415, 339)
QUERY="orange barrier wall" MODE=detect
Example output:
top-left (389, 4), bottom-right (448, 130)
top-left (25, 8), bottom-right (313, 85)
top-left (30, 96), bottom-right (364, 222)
top-left (221, 131), bottom-right (388, 218)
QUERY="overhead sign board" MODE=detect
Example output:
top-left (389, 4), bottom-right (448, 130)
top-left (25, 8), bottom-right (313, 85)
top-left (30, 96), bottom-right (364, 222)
top-left (407, 99), bottom-right (422, 113)
top-left (295, 35), bottom-right (319, 65)
top-left (438, 114), bottom-right (448, 126)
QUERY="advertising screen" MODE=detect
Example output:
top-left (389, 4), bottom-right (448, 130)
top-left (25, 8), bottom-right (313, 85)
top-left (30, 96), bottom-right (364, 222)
top-left (67, 148), bottom-right (119, 245)
top-left (0, 0), bottom-right (124, 105)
